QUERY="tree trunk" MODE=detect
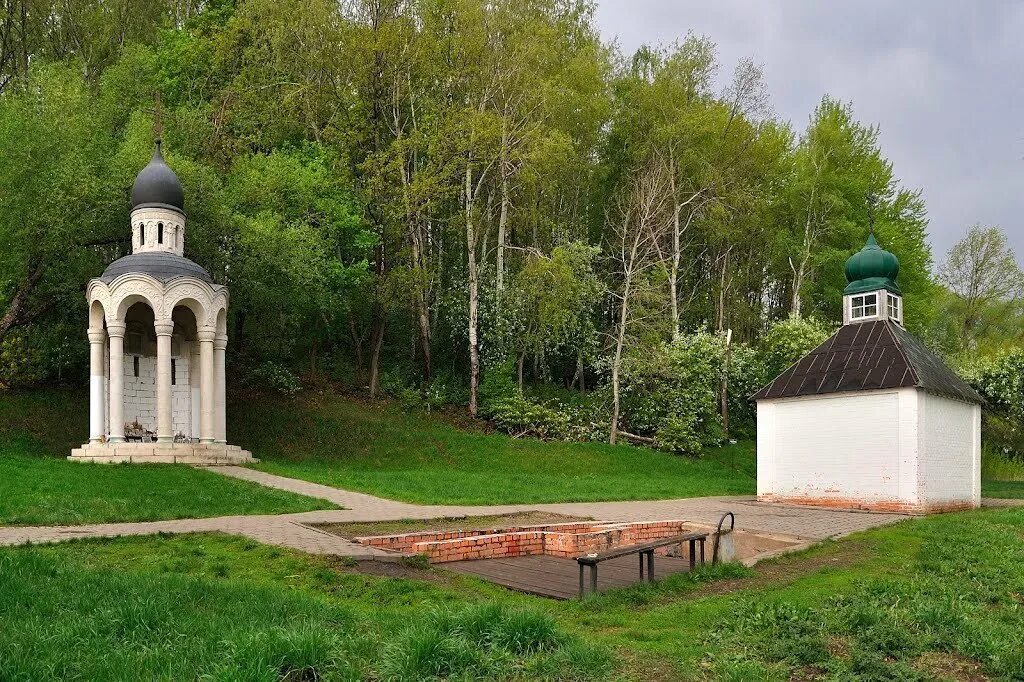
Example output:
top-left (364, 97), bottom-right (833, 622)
top-left (715, 248), bottom-right (729, 332)
top-left (399, 143), bottom-right (432, 384)
top-left (0, 263), bottom-right (44, 345)
top-left (610, 270), bottom-right (633, 446)
top-left (517, 349), bottom-right (526, 396)
top-left (669, 153), bottom-right (680, 341)
top-left (496, 128), bottom-right (510, 304)
top-left (368, 306), bottom-right (385, 398)
top-left (790, 164), bottom-right (821, 318)
top-left (720, 328), bottom-right (732, 439)
top-left (465, 163), bottom-right (481, 416)
top-left (410, 222), bottom-right (432, 383)
top-left (348, 315), bottom-right (364, 379)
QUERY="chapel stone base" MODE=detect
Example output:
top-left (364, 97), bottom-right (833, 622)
top-left (68, 442), bottom-right (257, 465)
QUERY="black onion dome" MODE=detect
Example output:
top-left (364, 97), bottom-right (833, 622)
top-left (131, 142), bottom-right (185, 211)
top-left (101, 252), bottom-right (213, 284)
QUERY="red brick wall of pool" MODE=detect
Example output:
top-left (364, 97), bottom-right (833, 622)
top-left (354, 520), bottom-right (697, 563)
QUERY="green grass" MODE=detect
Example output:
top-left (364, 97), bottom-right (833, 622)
top-left (981, 447), bottom-right (1024, 499)
top-left (3, 508), bottom-right (1024, 679)
top-left (0, 389), bottom-right (336, 526)
top-left (233, 389), bottom-right (756, 505)
top-left (981, 480), bottom-right (1024, 499)
top-left (0, 533), bottom-right (609, 680)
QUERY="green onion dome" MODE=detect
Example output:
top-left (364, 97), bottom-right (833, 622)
top-left (843, 233), bottom-right (901, 295)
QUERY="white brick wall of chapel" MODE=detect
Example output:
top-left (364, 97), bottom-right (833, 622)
top-left (121, 353), bottom-right (194, 438)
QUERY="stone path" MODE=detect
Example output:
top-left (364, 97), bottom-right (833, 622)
top-left (0, 464), bottom-right (955, 559)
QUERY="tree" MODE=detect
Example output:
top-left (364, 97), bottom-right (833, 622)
top-left (0, 65), bottom-right (117, 347)
top-left (503, 243), bottom-right (602, 392)
top-left (939, 225), bottom-right (1024, 350)
top-left (607, 158), bottom-right (671, 445)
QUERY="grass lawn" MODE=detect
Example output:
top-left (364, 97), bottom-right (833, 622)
top-left (981, 480), bottom-right (1024, 499)
top-left (3, 507), bottom-right (1023, 680)
top-left (234, 389), bottom-right (756, 505)
top-left (0, 390), bottom-right (336, 526)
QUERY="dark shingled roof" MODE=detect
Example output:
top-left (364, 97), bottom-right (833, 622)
top-left (101, 252), bottom-right (213, 284)
top-left (751, 320), bottom-right (983, 404)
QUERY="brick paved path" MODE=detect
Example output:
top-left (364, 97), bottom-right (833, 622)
top-left (2, 465), bottom-right (1014, 558)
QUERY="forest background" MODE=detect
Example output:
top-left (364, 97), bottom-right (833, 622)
top-left (1, 0), bottom-right (1022, 456)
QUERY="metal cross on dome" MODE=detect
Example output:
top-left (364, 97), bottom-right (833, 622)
top-left (865, 191), bottom-right (878, 234)
top-left (144, 92), bottom-right (165, 145)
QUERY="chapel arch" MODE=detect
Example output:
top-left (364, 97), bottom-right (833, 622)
top-left (88, 299), bottom-right (106, 331)
top-left (115, 289), bottom-right (161, 325)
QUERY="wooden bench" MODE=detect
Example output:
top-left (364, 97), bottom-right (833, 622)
top-left (576, 532), bottom-right (708, 597)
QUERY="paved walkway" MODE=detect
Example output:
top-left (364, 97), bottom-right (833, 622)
top-left (0, 465), bottom-right (950, 558)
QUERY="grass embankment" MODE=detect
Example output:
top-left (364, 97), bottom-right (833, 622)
top-left (0, 389), bottom-right (335, 526)
top-left (234, 389), bottom-right (757, 505)
top-left (3, 507), bottom-right (1024, 680)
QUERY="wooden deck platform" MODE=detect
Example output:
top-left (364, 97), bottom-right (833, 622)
top-left (446, 553), bottom-right (696, 599)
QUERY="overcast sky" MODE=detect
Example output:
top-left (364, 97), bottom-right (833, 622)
top-left (593, 1), bottom-right (1024, 267)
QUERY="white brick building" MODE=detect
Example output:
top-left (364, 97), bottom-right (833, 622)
top-left (753, 234), bottom-right (982, 513)
top-left (70, 141), bottom-right (254, 464)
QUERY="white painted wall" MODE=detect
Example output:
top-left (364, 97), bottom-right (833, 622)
top-left (757, 389), bottom-right (913, 506)
top-left (917, 392), bottom-right (981, 508)
top-left (757, 387), bottom-right (980, 511)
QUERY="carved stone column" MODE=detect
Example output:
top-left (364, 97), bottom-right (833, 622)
top-left (198, 328), bottom-right (216, 443)
top-left (107, 322), bottom-right (126, 443)
top-left (189, 343), bottom-right (201, 441)
top-left (155, 320), bottom-right (175, 443)
top-left (214, 335), bottom-right (227, 444)
top-left (88, 328), bottom-right (106, 443)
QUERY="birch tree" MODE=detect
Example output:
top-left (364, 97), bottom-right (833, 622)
top-left (607, 159), bottom-right (671, 445)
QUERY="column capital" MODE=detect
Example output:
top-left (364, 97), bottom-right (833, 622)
top-left (214, 335), bottom-right (228, 351)
top-left (197, 326), bottom-right (216, 343)
top-left (106, 322), bottom-right (126, 338)
top-left (87, 329), bottom-right (106, 344)
top-left (154, 320), bottom-right (174, 337)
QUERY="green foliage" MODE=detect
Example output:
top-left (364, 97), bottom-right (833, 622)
top-left (617, 332), bottom-right (725, 454)
top-left (498, 243), bottom-right (604, 372)
top-left (962, 350), bottom-right (1024, 459)
top-left (248, 361), bottom-right (303, 396)
top-left (486, 395), bottom-right (571, 440)
top-left (756, 315), bottom-right (833, 382)
top-left (963, 350), bottom-right (1024, 421)
top-left (0, 0), bottom-right (980, 457)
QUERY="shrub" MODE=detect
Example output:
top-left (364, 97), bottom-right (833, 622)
top-left (617, 332), bottom-right (725, 453)
top-left (963, 350), bottom-right (1024, 421)
top-left (756, 315), bottom-right (832, 383)
top-left (486, 395), bottom-right (570, 440)
top-left (963, 350), bottom-right (1024, 460)
top-left (654, 413), bottom-right (704, 457)
top-left (249, 362), bottom-right (303, 396)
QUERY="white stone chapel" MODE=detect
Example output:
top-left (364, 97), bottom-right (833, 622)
top-left (70, 142), bottom-right (254, 464)
top-left (753, 234), bottom-right (982, 513)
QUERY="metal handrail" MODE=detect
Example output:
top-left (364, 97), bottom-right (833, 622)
top-left (711, 511), bottom-right (735, 564)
